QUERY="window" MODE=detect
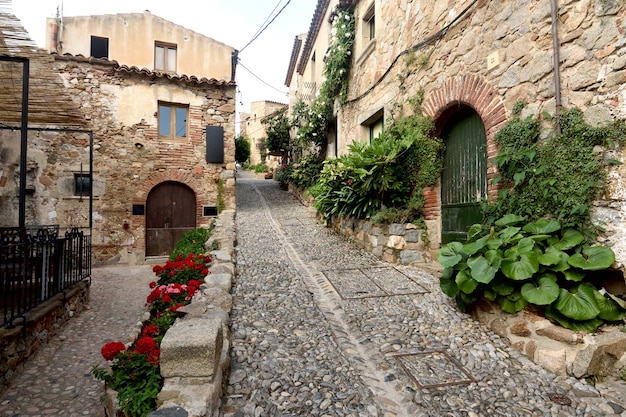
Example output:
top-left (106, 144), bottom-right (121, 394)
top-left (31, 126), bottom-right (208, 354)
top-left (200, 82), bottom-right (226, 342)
top-left (74, 173), bottom-right (91, 197)
top-left (369, 117), bottom-right (383, 143)
top-left (363, 5), bottom-right (375, 41)
top-left (159, 103), bottom-right (188, 139)
top-left (90, 36), bottom-right (109, 59)
top-left (155, 42), bottom-right (177, 72)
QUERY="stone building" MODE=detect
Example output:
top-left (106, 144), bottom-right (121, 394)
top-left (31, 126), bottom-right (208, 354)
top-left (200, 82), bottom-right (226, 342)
top-left (289, 0), bottom-right (626, 267)
top-left (0, 5), bottom-right (237, 264)
top-left (242, 100), bottom-right (288, 167)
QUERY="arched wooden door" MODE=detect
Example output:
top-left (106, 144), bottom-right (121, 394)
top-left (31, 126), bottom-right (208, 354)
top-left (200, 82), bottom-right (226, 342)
top-left (441, 107), bottom-right (487, 244)
top-left (145, 181), bottom-right (196, 256)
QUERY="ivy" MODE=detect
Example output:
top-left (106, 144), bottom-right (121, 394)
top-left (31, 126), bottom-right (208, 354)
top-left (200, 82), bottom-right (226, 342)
top-left (484, 105), bottom-right (626, 232)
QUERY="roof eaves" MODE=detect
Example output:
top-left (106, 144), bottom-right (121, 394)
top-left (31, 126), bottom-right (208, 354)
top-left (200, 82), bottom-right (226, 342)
top-left (296, 0), bottom-right (331, 76)
top-left (284, 36), bottom-right (303, 87)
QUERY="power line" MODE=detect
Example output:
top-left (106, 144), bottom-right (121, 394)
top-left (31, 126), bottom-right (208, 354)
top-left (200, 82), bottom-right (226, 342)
top-left (239, 0), bottom-right (292, 53)
top-left (241, 0), bottom-right (283, 52)
top-left (237, 59), bottom-right (289, 96)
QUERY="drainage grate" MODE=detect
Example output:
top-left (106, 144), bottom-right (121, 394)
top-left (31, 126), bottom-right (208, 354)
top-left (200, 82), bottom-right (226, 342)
top-left (393, 351), bottom-right (474, 388)
top-left (322, 266), bottom-right (428, 300)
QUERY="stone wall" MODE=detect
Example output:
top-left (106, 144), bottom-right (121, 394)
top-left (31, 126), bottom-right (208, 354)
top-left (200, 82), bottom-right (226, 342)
top-left (335, 0), bottom-right (626, 262)
top-left (0, 279), bottom-right (90, 390)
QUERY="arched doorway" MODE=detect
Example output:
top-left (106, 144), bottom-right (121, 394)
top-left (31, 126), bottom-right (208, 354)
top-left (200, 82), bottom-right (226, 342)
top-left (145, 181), bottom-right (196, 256)
top-left (440, 106), bottom-right (487, 244)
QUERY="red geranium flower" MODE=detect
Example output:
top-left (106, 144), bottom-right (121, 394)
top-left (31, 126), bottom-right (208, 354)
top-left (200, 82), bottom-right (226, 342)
top-left (147, 287), bottom-right (161, 303)
top-left (201, 269), bottom-right (209, 276)
top-left (170, 303), bottom-right (186, 312)
top-left (101, 341), bottom-right (126, 361)
top-left (136, 337), bottom-right (156, 354)
top-left (162, 294), bottom-right (172, 303)
top-left (142, 325), bottom-right (160, 337)
top-left (147, 348), bottom-right (160, 365)
top-left (149, 281), bottom-right (157, 289)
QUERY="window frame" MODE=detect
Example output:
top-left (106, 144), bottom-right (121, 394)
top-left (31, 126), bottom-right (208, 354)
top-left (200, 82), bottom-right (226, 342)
top-left (74, 173), bottom-right (91, 197)
top-left (90, 35), bottom-right (109, 59)
top-left (154, 41), bottom-right (177, 73)
top-left (363, 4), bottom-right (375, 42)
top-left (158, 102), bottom-right (189, 140)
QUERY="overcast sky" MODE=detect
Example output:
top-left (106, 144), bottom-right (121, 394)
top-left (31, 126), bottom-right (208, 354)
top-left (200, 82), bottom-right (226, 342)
top-left (11, 0), bottom-right (317, 113)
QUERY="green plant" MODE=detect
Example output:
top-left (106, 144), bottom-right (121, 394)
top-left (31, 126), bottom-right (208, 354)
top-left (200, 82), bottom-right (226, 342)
top-left (485, 106), bottom-right (626, 230)
top-left (169, 227), bottom-right (212, 260)
top-left (217, 178), bottom-right (226, 213)
top-left (309, 109), bottom-right (443, 224)
top-left (263, 110), bottom-right (290, 153)
top-left (251, 163), bottom-right (268, 173)
top-left (92, 341), bottom-right (161, 417)
top-left (235, 136), bottom-right (251, 163)
top-left (438, 215), bottom-right (625, 332)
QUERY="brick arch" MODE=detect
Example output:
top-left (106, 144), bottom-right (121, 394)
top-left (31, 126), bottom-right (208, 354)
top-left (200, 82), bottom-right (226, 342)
top-left (421, 75), bottom-right (508, 241)
top-left (134, 170), bottom-right (209, 209)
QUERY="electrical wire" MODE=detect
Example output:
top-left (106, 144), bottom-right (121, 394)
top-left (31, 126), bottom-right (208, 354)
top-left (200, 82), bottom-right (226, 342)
top-left (346, 0), bottom-right (480, 105)
top-left (241, 0), bottom-right (283, 52)
top-left (237, 59), bottom-right (289, 96)
top-left (239, 0), bottom-right (292, 53)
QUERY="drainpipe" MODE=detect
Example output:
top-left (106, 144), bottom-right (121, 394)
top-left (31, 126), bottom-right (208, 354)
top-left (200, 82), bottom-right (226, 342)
top-left (550, 0), bottom-right (562, 135)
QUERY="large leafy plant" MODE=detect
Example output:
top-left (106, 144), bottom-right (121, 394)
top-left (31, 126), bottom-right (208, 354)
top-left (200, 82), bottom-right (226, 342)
top-left (438, 215), bottom-right (625, 331)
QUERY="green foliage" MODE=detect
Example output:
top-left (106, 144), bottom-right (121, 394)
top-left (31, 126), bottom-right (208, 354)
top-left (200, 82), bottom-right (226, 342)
top-left (485, 106), bottom-right (626, 231)
top-left (279, 155), bottom-right (324, 189)
top-left (438, 216), bottom-right (624, 331)
top-left (263, 111), bottom-right (290, 152)
top-left (92, 352), bottom-right (161, 417)
top-left (251, 163), bottom-right (268, 173)
top-left (309, 111), bottom-right (443, 224)
top-left (169, 227), bottom-right (212, 260)
top-left (293, 8), bottom-right (354, 157)
top-left (235, 136), bottom-right (251, 163)
top-left (217, 178), bottom-right (226, 213)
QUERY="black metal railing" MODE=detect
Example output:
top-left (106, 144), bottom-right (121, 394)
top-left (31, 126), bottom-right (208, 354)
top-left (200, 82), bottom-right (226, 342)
top-left (0, 226), bottom-right (91, 328)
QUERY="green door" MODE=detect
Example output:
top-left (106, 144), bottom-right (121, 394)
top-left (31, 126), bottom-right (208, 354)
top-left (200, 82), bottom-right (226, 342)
top-left (441, 108), bottom-right (487, 244)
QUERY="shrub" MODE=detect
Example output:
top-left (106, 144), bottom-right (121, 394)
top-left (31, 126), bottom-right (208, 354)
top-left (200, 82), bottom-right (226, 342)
top-left (169, 227), bottom-right (212, 260)
top-left (438, 215), bottom-right (625, 332)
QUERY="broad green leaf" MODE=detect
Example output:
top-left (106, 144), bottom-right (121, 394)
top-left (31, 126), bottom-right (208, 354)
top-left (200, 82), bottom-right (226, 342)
top-left (501, 253), bottom-right (540, 280)
top-left (495, 214), bottom-right (525, 227)
top-left (517, 237), bottom-right (535, 254)
top-left (545, 306), bottom-right (604, 332)
top-left (498, 292), bottom-right (529, 314)
top-left (539, 246), bottom-right (563, 266)
top-left (484, 249), bottom-right (503, 267)
top-left (552, 229), bottom-right (585, 250)
top-left (513, 171), bottom-right (526, 186)
top-left (484, 288), bottom-right (497, 301)
top-left (467, 255), bottom-right (497, 284)
top-left (528, 234), bottom-right (551, 242)
top-left (456, 269), bottom-right (478, 294)
top-left (463, 235), bottom-right (489, 256)
top-left (568, 246), bottom-right (615, 271)
top-left (523, 218), bottom-right (561, 234)
top-left (498, 227), bottom-right (522, 243)
top-left (492, 280), bottom-right (515, 296)
top-left (486, 237), bottom-right (504, 250)
top-left (438, 242), bottom-right (464, 268)
top-left (467, 224), bottom-right (484, 242)
top-left (563, 268), bottom-right (585, 282)
top-left (555, 285), bottom-right (600, 320)
top-left (605, 291), bottom-right (626, 309)
top-left (551, 251), bottom-right (571, 272)
top-left (594, 290), bottom-right (626, 321)
top-left (439, 274), bottom-right (459, 298)
top-left (521, 276), bottom-right (560, 305)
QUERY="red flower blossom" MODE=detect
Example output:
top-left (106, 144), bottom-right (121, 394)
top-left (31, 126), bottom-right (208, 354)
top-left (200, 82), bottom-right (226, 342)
top-left (170, 303), bottom-right (186, 312)
top-left (142, 325), bottom-right (160, 337)
top-left (147, 288), bottom-right (161, 303)
top-left (149, 281), bottom-right (157, 289)
top-left (101, 341), bottom-right (126, 361)
top-left (162, 294), bottom-right (172, 303)
top-left (201, 269), bottom-right (209, 276)
top-left (136, 337), bottom-right (156, 354)
top-left (147, 348), bottom-right (160, 365)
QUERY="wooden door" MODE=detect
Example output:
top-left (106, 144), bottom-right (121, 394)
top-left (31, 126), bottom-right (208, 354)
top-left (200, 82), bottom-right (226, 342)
top-left (441, 108), bottom-right (487, 244)
top-left (146, 182), bottom-right (196, 256)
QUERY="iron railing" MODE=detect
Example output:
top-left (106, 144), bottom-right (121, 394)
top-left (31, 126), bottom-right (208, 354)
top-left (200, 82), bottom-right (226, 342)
top-left (0, 226), bottom-right (91, 328)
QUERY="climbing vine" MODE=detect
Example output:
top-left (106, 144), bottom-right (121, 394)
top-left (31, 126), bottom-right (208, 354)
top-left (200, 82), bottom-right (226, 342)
top-left (293, 6), bottom-right (354, 157)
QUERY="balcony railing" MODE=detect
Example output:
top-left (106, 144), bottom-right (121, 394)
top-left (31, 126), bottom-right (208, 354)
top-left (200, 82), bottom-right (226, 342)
top-left (1, 226), bottom-right (91, 328)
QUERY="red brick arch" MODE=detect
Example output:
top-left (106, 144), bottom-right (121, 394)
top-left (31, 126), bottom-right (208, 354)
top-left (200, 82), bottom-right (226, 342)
top-left (134, 169), bottom-right (209, 212)
top-left (421, 75), bottom-right (508, 235)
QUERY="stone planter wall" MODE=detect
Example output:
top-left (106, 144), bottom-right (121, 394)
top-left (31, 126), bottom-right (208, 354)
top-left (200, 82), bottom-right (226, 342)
top-left (471, 300), bottom-right (626, 379)
top-left (145, 209), bottom-right (237, 417)
top-left (0, 279), bottom-right (90, 390)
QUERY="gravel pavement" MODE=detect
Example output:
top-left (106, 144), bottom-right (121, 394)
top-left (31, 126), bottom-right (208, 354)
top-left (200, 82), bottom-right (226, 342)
top-left (221, 171), bottom-right (626, 417)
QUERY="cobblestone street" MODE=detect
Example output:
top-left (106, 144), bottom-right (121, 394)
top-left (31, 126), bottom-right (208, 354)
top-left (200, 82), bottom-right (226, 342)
top-left (221, 171), bottom-right (626, 417)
